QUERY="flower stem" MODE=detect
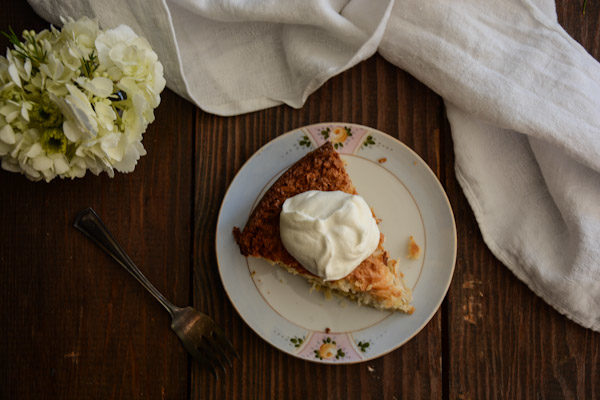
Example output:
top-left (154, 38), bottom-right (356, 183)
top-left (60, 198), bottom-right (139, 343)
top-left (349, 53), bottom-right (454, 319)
top-left (1, 26), bottom-right (47, 67)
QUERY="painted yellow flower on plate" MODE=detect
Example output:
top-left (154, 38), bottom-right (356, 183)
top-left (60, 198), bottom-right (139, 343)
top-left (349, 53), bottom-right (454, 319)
top-left (318, 343), bottom-right (337, 359)
top-left (331, 127), bottom-right (347, 144)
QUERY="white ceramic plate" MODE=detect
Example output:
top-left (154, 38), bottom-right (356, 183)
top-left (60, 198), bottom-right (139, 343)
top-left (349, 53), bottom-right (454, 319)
top-left (216, 123), bottom-right (456, 364)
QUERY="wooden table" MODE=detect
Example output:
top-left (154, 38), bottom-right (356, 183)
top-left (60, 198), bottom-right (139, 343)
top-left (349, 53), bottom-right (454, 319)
top-left (1, 2), bottom-right (598, 399)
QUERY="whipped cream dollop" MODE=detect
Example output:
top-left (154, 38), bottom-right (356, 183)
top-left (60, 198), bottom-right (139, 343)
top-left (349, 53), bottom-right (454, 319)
top-left (279, 190), bottom-right (380, 281)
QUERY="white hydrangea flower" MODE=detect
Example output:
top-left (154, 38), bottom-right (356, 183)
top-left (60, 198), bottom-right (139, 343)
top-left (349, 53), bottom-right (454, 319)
top-left (96, 26), bottom-right (166, 106)
top-left (60, 16), bottom-right (99, 55)
top-left (0, 17), bottom-right (165, 182)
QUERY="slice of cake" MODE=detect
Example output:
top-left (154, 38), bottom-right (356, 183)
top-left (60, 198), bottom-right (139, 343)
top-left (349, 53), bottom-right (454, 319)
top-left (233, 142), bottom-right (414, 313)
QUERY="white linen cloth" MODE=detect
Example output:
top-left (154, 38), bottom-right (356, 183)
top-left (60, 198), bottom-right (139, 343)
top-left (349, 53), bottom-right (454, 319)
top-left (28, 0), bottom-right (600, 331)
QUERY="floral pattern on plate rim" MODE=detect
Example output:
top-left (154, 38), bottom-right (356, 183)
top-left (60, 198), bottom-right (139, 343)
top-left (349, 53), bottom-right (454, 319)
top-left (298, 124), bottom-right (376, 154)
top-left (287, 331), bottom-right (373, 362)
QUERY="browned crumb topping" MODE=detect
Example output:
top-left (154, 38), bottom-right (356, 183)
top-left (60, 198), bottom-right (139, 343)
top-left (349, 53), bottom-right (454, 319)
top-left (233, 142), bottom-right (355, 276)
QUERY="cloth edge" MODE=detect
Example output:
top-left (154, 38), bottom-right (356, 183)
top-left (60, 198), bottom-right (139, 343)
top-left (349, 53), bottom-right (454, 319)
top-left (454, 162), bottom-right (599, 332)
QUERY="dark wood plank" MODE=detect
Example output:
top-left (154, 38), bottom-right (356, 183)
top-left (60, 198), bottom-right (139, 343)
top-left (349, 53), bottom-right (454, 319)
top-left (444, 1), bottom-right (600, 399)
top-left (191, 55), bottom-right (444, 399)
top-left (0, 3), bottom-right (194, 398)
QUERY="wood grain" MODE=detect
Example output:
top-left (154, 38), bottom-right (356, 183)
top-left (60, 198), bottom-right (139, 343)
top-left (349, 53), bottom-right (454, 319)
top-left (0, 4), bottom-right (194, 399)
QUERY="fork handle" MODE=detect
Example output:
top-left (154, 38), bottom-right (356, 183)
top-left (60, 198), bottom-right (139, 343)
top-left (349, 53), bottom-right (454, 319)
top-left (74, 207), bottom-right (178, 316)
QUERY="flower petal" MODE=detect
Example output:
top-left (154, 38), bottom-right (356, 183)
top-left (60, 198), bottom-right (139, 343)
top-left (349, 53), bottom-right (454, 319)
top-left (90, 77), bottom-right (114, 98)
top-left (51, 154), bottom-right (69, 174)
top-left (75, 76), bottom-right (114, 98)
top-left (5, 110), bottom-right (19, 123)
top-left (0, 141), bottom-right (11, 156)
top-left (62, 120), bottom-right (81, 142)
top-left (8, 63), bottom-right (21, 88)
top-left (1, 158), bottom-right (20, 172)
top-left (0, 124), bottom-right (16, 144)
top-left (32, 155), bottom-right (52, 171)
top-left (93, 101), bottom-right (116, 130)
top-left (26, 143), bottom-right (43, 158)
top-left (23, 58), bottom-right (32, 80)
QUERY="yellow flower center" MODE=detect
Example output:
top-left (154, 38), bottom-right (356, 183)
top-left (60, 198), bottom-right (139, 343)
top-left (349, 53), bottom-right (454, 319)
top-left (319, 343), bottom-right (337, 359)
top-left (331, 127), bottom-right (348, 144)
top-left (41, 128), bottom-right (67, 154)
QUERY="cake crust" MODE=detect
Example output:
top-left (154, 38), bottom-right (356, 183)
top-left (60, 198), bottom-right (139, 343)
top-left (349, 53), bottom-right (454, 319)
top-left (233, 142), bottom-right (413, 313)
top-left (234, 142), bottom-right (355, 274)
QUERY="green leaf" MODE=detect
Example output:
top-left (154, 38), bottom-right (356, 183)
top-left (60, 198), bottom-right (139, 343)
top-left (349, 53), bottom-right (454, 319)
top-left (81, 50), bottom-right (99, 78)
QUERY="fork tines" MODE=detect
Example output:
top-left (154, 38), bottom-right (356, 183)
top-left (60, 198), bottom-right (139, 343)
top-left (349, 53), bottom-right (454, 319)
top-left (197, 329), bottom-right (239, 378)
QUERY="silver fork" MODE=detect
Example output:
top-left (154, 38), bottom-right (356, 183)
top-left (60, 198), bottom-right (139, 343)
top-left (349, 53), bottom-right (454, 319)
top-left (74, 207), bottom-right (238, 377)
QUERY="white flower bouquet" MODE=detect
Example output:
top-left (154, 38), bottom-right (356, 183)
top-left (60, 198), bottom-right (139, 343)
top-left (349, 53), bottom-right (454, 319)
top-left (0, 17), bottom-right (166, 181)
